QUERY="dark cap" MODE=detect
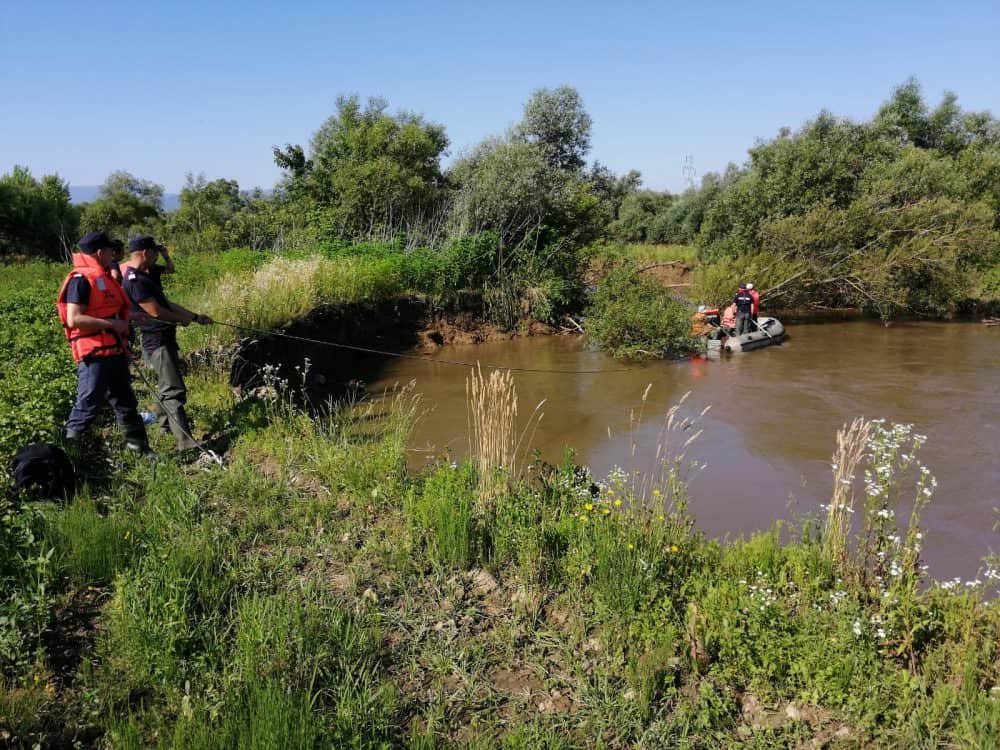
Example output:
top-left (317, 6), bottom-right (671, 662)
top-left (78, 231), bottom-right (116, 254)
top-left (128, 235), bottom-right (165, 253)
top-left (738, 282), bottom-right (748, 289)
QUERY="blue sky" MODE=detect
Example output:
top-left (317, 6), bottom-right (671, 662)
top-left (2, 0), bottom-right (998, 195)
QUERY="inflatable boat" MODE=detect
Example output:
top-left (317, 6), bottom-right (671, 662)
top-left (723, 316), bottom-right (785, 352)
top-left (705, 316), bottom-right (786, 354)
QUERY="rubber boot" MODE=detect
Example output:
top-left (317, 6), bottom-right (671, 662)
top-left (62, 427), bottom-right (83, 462)
top-left (120, 415), bottom-right (152, 455)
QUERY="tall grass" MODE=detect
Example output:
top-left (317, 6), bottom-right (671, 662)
top-left (406, 462), bottom-right (478, 571)
top-left (823, 417), bottom-right (872, 566)
top-left (465, 364), bottom-right (544, 507)
top-left (54, 495), bottom-right (138, 583)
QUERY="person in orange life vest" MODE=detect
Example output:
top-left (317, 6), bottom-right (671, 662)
top-left (122, 236), bottom-right (213, 451)
top-left (734, 283), bottom-right (754, 335)
top-left (57, 231), bottom-right (151, 453)
top-left (691, 305), bottom-right (719, 337)
top-left (721, 303), bottom-right (737, 332)
top-left (746, 282), bottom-right (760, 323)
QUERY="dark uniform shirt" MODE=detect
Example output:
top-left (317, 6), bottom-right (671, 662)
top-left (64, 275), bottom-right (92, 305)
top-left (122, 265), bottom-right (176, 354)
top-left (734, 290), bottom-right (754, 315)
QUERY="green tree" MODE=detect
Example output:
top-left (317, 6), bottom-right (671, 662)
top-left (98, 170), bottom-right (165, 210)
top-left (0, 166), bottom-right (79, 259)
top-left (588, 163), bottom-right (642, 223)
top-left (79, 171), bottom-right (164, 239)
top-left (608, 189), bottom-right (674, 242)
top-left (449, 137), bottom-right (602, 249)
top-left (167, 174), bottom-right (244, 252)
top-left (514, 85), bottom-right (593, 171)
top-left (273, 95), bottom-right (449, 242)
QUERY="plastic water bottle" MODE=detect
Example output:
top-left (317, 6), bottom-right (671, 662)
top-left (140, 411), bottom-right (157, 426)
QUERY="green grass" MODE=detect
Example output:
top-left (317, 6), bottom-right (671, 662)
top-left (1, 254), bottom-right (999, 747)
top-left (587, 242), bottom-right (698, 268)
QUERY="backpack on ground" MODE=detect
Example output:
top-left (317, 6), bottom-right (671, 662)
top-left (11, 442), bottom-right (76, 501)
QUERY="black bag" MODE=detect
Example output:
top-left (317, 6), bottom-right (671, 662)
top-left (11, 442), bottom-right (76, 501)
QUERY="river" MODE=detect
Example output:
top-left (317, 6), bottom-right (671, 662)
top-left (368, 320), bottom-right (999, 582)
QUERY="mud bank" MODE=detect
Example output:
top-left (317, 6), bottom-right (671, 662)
top-left (230, 294), bottom-right (568, 402)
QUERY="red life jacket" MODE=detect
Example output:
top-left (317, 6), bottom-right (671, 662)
top-left (56, 253), bottom-right (130, 362)
top-left (749, 289), bottom-right (760, 315)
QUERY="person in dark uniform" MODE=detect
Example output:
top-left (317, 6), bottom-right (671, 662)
top-left (121, 235), bottom-right (213, 451)
top-left (108, 239), bottom-right (124, 284)
top-left (734, 283), bottom-right (754, 336)
top-left (56, 231), bottom-right (151, 453)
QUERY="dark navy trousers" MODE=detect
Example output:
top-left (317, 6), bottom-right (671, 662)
top-left (64, 355), bottom-right (143, 434)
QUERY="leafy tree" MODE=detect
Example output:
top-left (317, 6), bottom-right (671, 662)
top-left (449, 137), bottom-right (602, 250)
top-left (515, 86), bottom-right (593, 171)
top-left (98, 170), bottom-right (165, 210)
top-left (79, 171), bottom-right (164, 239)
top-left (274, 95), bottom-right (449, 242)
top-left (649, 173), bottom-right (724, 244)
top-left (0, 166), bottom-right (79, 259)
top-left (607, 190), bottom-right (674, 242)
top-left (588, 163), bottom-right (642, 223)
top-left (873, 79), bottom-right (999, 155)
top-left (166, 174), bottom-right (245, 252)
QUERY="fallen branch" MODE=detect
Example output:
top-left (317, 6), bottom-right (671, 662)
top-left (637, 261), bottom-right (689, 273)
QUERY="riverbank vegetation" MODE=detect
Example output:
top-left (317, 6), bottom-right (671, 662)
top-left (2, 80), bottom-right (1000, 745)
top-left (5, 80), bottom-right (997, 353)
top-left (2, 336), bottom-right (998, 746)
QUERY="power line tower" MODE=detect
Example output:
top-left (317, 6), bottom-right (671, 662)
top-left (682, 155), bottom-right (697, 190)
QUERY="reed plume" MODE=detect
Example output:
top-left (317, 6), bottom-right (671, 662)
top-left (824, 417), bottom-right (871, 566)
top-left (466, 363), bottom-right (544, 509)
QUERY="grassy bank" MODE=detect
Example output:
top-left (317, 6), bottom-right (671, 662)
top-left (3, 367), bottom-right (999, 747)
top-left (2, 251), bottom-right (999, 748)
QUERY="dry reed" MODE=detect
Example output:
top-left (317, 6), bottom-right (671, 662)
top-left (823, 417), bottom-right (872, 566)
top-left (466, 363), bottom-right (544, 507)
top-left (622, 387), bottom-right (710, 506)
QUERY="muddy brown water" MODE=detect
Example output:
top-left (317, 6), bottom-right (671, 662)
top-left (367, 321), bottom-right (999, 582)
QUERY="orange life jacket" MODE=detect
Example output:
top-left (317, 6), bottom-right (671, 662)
top-left (721, 303), bottom-right (736, 328)
top-left (690, 312), bottom-right (713, 337)
top-left (56, 253), bottom-right (130, 362)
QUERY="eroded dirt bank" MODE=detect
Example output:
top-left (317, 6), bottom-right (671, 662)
top-left (230, 294), bottom-right (568, 402)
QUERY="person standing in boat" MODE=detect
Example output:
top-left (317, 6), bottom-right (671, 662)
top-left (720, 303), bottom-right (737, 335)
top-left (747, 283), bottom-right (760, 323)
top-left (734, 283), bottom-right (754, 335)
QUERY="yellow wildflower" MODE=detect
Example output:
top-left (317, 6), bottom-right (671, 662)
top-left (607, 489), bottom-right (615, 495)
top-left (627, 543), bottom-right (634, 550)
top-left (585, 502), bottom-right (594, 511)
top-left (653, 489), bottom-right (661, 496)
top-left (670, 545), bottom-right (679, 553)
top-left (614, 499), bottom-right (622, 507)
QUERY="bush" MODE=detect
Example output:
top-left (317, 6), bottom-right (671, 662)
top-left (406, 462), bottom-right (478, 571)
top-left (0, 497), bottom-right (54, 675)
top-left (585, 265), bottom-right (697, 359)
top-left (0, 276), bottom-right (76, 461)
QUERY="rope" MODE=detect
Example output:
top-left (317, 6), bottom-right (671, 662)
top-left (131, 358), bottom-right (223, 465)
top-left (210, 320), bottom-right (651, 375)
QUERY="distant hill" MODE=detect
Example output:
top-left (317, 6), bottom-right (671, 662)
top-left (69, 186), bottom-right (180, 212)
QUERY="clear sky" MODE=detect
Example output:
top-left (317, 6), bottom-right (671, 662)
top-left (2, 0), bottom-right (998, 195)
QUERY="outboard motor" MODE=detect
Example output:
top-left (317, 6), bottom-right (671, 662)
top-left (11, 442), bottom-right (76, 502)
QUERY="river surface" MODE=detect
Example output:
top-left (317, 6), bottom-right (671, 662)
top-left (368, 321), bottom-right (999, 582)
